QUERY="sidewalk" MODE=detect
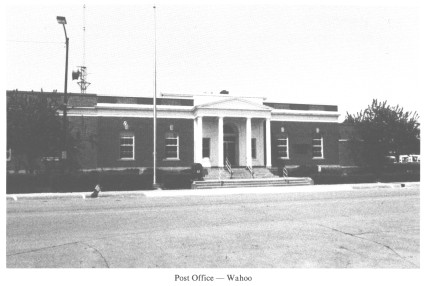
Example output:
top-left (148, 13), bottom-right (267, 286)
top-left (6, 182), bottom-right (420, 201)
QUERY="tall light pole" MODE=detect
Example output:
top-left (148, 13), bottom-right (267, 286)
top-left (57, 16), bottom-right (69, 169)
top-left (153, 6), bottom-right (159, 189)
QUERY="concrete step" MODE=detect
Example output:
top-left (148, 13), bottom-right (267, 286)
top-left (204, 168), bottom-right (232, 180)
top-left (192, 177), bottom-right (313, 189)
top-left (252, 168), bottom-right (278, 179)
top-left (193, 183), bottom-right (311, 190)
top-left (204, 167), bottom-right (277, 180)
top-left (231, 168), bottom-right (252, 179)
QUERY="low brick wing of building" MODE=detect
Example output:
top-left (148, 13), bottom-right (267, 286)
top-left (7, 90), bottom-right (347, 172)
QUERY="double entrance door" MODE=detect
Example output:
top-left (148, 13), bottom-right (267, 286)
top-left (223, 135), bottom-right (237, 166)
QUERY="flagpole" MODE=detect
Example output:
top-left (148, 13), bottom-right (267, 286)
top-left (153, 5), bottom-right (159, 189)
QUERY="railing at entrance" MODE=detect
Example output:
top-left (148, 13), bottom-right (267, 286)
top-left (246, 165), bottom-right (254, 178)
top-left (283, 166), bottom-right (288, 177)
top-left (225, 157), bottom-right (233, 179)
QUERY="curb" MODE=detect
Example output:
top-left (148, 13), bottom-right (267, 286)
top-left (6, 192), bottom-right (88, 201)
top-left (6, 190), bottom-right (148, 201)
top-left (6, 182), bottom-right (419, 201)
top-left (351, 182), bottom-right (420, 190)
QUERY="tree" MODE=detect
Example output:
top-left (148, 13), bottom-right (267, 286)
top-left (7, 93), bottom-right (63, 173)
top-left (345, 99), bottom-right (420, 170)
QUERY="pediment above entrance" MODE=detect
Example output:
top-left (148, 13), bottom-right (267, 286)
top-left (196, 97), bottom-right (272, 111)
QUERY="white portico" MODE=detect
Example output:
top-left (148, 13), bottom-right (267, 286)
top-left (156, 91), bottom-right (340, 170)
top-left (191, 96), bottom-right (272, 168)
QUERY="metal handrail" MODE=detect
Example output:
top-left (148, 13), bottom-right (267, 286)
top-left (246, 165), bottom-right (254, 178)
top-left (225, 157), bottom-right (233, 178)
top-left (283, 166), bottom-right (288, 177)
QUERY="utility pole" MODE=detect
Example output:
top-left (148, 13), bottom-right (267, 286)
top-left (57, 16), bottom-right (69, 170)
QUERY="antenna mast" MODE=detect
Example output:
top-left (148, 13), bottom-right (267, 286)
top-left (77, 4), bottom-right (91, 93)
top-left (83, 4), bottom-right (86, 68)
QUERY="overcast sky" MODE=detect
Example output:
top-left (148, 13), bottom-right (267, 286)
top-left (5, 1), bottom-right (420, 120)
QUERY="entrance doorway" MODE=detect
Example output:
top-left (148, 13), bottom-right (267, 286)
top-left (223, 124), bottom-right (238, 166)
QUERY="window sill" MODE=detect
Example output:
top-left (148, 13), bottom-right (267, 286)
top-left (119, 158), bottom-right (135, 161)
top-left (313, 157), bottom-right (324, 160)
top-left (163, 158), bottom-right (180, 161)
top-left (279, 157), bottom-right (290, 160)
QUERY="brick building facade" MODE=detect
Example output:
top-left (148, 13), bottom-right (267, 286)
top-left (7, 90), bottom-right (347, 171)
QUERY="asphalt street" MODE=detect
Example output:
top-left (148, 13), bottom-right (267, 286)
top-left (6, 185), bottom-right (420, 268)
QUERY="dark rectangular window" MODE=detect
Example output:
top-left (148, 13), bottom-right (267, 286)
top-left (165, 133), bottom-right (179, 159)
top-left (312, 135), bottom-right (324, 158)
top-left (277, 138), bottom-right (289, 159)
top-left (119, 135), bottom-right (134, 160)
top-left (251, 138), bottom-right (257, 159)
top-left (203, 138), bottom-right (210, 158)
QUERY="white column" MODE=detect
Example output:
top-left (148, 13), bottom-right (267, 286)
top-left (197, 116), bottom-right (203, 163)
top-left (266, 118), bottom-right (272, 168)
top-left (246, 117), bottom-right (252, 167)
top-left (218, 117), bottom-right (224, 167)
top-left (193, 118), bottom-right (198, 163)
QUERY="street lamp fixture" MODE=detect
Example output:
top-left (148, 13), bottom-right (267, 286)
top-left (57, 16), bottom-right (69, 167)
top-left (56, 16), bottom-right (67, 25)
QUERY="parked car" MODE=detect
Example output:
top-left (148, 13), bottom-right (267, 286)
top-left (399, 155), bottom-right (412, 163)
top-left (410, 154), bottom-right (420, 162)
top-left (399, 154), bottom-right (420, 163)
top-left (385, 156), bottom-right (397, 164)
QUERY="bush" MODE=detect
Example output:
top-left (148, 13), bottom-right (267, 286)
top-left (318, 166), bottom-right (343, 175)
top-left (7, 172), bottom-right (102, 194)
top-left (312, 173), bottom-right (376, 185)
top-left (6, 170), bottom-right (194, 194)
top-left (342, 167), bottom-right (371, 175)
top-left (99, 173), bottom-right (152, 191)
top-left (162, 173), bottom-right (193, 189)
top-left (312, 170), bottom-right (420, 185)
top-left (379, 172), bottom-right (420, 183)
top-left (50, 173), bottom-right (99, 192)
top-left (382, 162), bottom-right (420, 173)
top-left (7, 174), bottom-right (34, 194)
top-left (288, 165), bottom-right (318, 177)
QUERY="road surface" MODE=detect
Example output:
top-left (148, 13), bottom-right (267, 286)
top-left (6, 185), bottom-right (419, 268)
